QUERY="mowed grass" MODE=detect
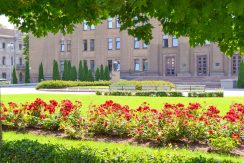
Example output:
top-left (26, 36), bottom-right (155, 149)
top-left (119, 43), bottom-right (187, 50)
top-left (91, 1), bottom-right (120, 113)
top-left (1, 94), bottom-right (244, 115)
top-left (3, 131), bottom-right (243, 162)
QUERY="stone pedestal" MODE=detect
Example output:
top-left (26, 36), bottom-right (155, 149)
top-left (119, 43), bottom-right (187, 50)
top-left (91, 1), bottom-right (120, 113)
top-left (111, 71), bottom-right (120, 82)
top-left (221, 79), bottom-right (237, 89)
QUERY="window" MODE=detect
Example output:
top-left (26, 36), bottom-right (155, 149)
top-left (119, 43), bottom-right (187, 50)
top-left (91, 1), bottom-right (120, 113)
top-left (19, 72), bottom-right (23, 82)
top-left (2, 42), bottom-right (5, 49)
top-left (143, 59), bottom-right (148, 71)
top-left (2, 56), bottom-right (6, 65)
top-left (90, 60), bottom-right (95, 72)
top-left (108, 38), bottom-right (113, 50)
top-left (172, 36), bottom-right (178, 47)
top-left (116, 17), bottom-right (120, 28)
top-left (19, 58), bottom-right (22, 65)
top-left (134, 59), bottom-right (140, 71)
top-left (143, 42), bottom-right (148, 49)
top-left (163, 35), bottom-right (169, 47)
top-left (2, 72), bottom-right (6, 79)
top-left (116, 37), bottom-right (120, 49)
top-left (90, 39), bottom-right (95, 51)
top-left (67, 40), bottom-right (71, 52)
top-left (83, 40), bottom-right (87, 51)
top-left (60, 40), bottom-right (65, 52)
top-left (107, 17), bottom-right (113, 29)
top-left (134, 38), bottom-right (139, 49)
top-left (83, 21), bottom-right (89, 30)
top-left (60, 60), bottom-right (64, 72)
top-left (11, 57), bottom-right (13, 65)
top-left (108, 60), bottom-right (112, 72)
top-left (232, 55), bottom-right (241, 75)
top-left (19, 44), bottom-right (22, 50)
top-left (90, 25), bottom-right (96, 30)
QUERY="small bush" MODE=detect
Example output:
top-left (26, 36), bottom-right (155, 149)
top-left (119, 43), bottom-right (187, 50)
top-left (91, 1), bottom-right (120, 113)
top-left (237, 61), bottom-right (244, 88)
top-left (36, 80), bottom-right (111, 89)
top-left (188, 92), bottom-right (224, 97)
top-left (114, 80), bottom-right (175, 89)
top-left (104, 91), bottom-right (183, 97)
top-left (104, 91), bottom-right (132, 96)
top-left (208, 137), bottom-right (239, 153)
top-left (96, 90), bottom-right (102, 95)
top-left (0, 140), bottom-right (238, 163)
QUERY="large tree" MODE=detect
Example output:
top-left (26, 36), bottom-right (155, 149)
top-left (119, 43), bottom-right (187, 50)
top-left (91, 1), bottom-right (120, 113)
top-left (0, 0), bottom-right (243, 56)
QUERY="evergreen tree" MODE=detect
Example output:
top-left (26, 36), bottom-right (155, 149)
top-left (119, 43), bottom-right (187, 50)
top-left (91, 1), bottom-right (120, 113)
top-left (87, 69), bottom-right (94, 81)
top-left (62, 60), bottom-right (68, 80)
top-left (71, 66), bottom-right (77, 81)
top-left (12, 66), bottom-right (18, 84)
top-left (104, 65), bottom-right (110, 81)
top-left (38, 62), bottom-right (44, 82)
top-left (52, 60), bottom-right (60, 80)
top-left (67, 60), bottom-right (72, 80)
top-left (95, 67), bottom-right (100, 81)
top-left (83, 61), bottom-right (88, 81)
top-left (237, 61), bottom-right (244, 88)
top-left (100, 64), bottom-right (104, 80)
top-left (24, 61), bottom-right (30, 83)
top-left (78, 60), bottom-right (83, 81)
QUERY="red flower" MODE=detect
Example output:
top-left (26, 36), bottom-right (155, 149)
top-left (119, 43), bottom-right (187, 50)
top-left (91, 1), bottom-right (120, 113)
top-left (13, 109), bottom-right (19, 114)
top-left (39, 114), bottom-right (46, 119)
top-left (1, 116), bottom-right (6, 120)
top-left (208, 130), bottom-right (214, 134)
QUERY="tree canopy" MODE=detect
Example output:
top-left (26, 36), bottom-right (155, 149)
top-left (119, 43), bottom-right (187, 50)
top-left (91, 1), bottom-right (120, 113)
top-left (0, 0), bottom-right (243, 56)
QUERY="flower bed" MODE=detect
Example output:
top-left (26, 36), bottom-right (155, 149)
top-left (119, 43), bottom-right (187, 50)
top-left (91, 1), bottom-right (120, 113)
top-left (1, 98), bottom-right (243, 153)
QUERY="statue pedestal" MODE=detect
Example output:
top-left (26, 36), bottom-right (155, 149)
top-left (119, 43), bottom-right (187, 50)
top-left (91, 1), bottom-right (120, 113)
top-left (111, 71), bottom-right (120, 82)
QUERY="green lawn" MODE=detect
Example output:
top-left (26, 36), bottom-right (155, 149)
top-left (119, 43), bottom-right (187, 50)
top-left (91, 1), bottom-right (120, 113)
top-left (1, 94), bottom-right (244, 115)
top-left (3, 131), bottom-right (243, 162)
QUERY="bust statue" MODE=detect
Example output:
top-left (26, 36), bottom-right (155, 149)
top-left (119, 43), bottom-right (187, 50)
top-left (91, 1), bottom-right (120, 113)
top-left (113, 61), bottom-right (119, 71)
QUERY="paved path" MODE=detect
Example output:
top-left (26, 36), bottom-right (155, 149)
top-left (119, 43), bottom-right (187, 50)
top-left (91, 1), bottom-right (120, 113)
top-left (0, 86), bottom-right (244, 96)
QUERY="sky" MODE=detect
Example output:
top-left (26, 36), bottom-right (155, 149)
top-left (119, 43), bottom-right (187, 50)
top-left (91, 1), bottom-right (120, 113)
top-left (0, 15), bottom-right (15, 29)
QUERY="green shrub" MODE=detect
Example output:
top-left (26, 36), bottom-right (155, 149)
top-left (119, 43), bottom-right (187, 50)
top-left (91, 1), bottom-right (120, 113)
top-left (38, 62), bottom-right (44, 82)
top-left (96, 90), bottom-right (102, 95)
top-left (114, 80), bottom-right (175, 89)
top-left (12, 66), bottom-right (18, 84)
top-left (0, 139), bottom-right (239, 163)
top-left (208, 137), bottom-right (239, 153)
top-left (78, 60), bottom-right (83, 81)
top-left (62, 60), bottom-right (68, 80)
top-left (104, 91), bottom-right (132, 96)
top-left (95, 67), bottom-right (100, 81)
top-left (237, 61), bottom-right (244, 88)
top-left (100, 65), bottom-right (104, 80)
top-left (87, 69), bottom-right (94, 81)
top-left (24, 61), bottom-right (30, 83)
top-left (83, 61), bottom-right (88, 81)
top-left (52, 60), bottom-right (60, 80)
top-left (36, 80), bottom-right (112, 89)
top-left (135, 84), bottom-right (142, 90)
top-left (188, 92), bottom-right (224, 97)
top-left (103, 91), bottom-right (182, 97)
top-left (104, 65), bottom-right (110, 81)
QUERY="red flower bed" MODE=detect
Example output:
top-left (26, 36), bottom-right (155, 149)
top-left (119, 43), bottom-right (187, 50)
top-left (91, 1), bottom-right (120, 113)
top-left (1, 98), bottom-right (243, 152)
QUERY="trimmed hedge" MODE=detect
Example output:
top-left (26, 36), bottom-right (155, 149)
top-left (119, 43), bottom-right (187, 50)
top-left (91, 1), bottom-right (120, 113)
top-left (97, 90), bottom-right (183, 97)
top-left (114, 80), bottom-right (175, 88)
top-left (36, 80), bottom-right (111, 89)
top-left (188, 92), bottom-right (224, 97)
top-left (0, 140), bottom-right (239, 163)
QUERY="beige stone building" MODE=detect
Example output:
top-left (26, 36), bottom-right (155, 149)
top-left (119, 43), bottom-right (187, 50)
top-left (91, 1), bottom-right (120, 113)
top-left (0, 28), bottom-right (25, 83)
top-left (29, 18), bottom-right (242, 86)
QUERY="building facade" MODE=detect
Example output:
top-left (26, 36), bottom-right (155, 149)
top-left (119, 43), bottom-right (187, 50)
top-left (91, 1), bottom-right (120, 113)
top-left (0, 28), bottom-right (25, 83)
top-left (29, 18), bottom-right (243, 85)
